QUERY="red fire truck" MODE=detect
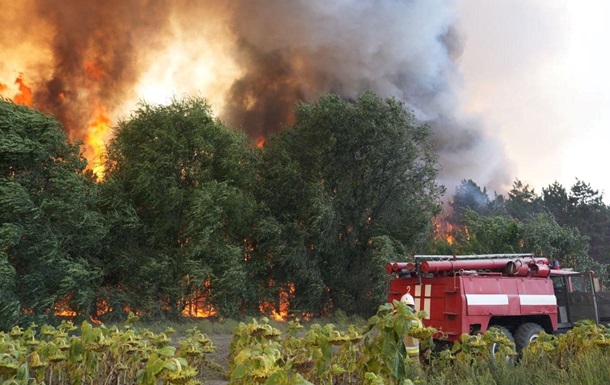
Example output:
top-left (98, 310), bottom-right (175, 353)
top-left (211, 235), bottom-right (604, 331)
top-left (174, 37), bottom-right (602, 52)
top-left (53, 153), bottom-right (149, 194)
top-left (386, 253), bottom-right (610, 351)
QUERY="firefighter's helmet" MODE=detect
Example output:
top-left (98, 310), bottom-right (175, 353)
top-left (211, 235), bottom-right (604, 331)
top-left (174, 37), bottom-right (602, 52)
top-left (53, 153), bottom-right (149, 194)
top-left (400, 293), bottom-right (415, 307)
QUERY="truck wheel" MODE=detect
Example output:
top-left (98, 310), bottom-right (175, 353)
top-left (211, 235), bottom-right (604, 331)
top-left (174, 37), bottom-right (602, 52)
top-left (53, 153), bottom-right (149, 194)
top-left (489, 326), bottom-right (514, 360)
top-left (515, 323), bottom-right (543, 352)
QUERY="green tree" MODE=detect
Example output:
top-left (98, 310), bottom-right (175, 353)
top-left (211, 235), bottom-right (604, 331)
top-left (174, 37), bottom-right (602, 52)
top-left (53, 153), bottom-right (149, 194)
top-left (451, 209), bottom-right (599, 275)
top-left (258, 92), bottom-right (443, 316)
top-left (541, 180), bottom-right (610, 265)
top-left (506, 179), bottom-right (543, 220)
top-left (567, 180), bottom-right (610, 264)
top-left (100, 97), bottom-right (262, 319)
top-left (0, 99), bottom-right (105, 329)
top-left (542, 181), bottom-right (570, 224)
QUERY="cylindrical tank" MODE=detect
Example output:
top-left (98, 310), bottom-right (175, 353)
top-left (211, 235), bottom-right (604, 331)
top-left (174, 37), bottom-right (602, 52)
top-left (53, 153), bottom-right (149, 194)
top-left (420, 257), bottom-right (549, 273)
top-left (385, 262), bottom-right (415, 274)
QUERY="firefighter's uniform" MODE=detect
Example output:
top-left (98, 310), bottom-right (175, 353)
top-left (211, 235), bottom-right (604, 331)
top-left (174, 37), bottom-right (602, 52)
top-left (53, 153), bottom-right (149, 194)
top-left (401, 293), bottom-right (422, 361)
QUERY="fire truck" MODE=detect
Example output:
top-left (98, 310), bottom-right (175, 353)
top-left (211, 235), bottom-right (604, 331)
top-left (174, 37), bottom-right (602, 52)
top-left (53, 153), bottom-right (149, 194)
top-left (386, 254), bottom-right (610, 351)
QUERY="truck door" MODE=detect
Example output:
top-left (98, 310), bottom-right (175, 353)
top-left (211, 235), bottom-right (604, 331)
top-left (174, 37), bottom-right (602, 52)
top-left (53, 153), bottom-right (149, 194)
top-left (552, 276), bottom-right (570, 327)
top-left (566, 273), bottom-right (599, 323)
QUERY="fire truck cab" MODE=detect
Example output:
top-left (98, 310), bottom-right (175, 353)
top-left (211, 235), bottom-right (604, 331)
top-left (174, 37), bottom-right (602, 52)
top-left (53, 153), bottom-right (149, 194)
top-left (386, 254), bottom-right (610, 351)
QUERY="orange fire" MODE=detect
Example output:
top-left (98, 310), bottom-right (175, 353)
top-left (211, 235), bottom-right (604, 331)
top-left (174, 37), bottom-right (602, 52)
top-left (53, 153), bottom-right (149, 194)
top-left (14, 75), bottom-right (33, 106)
top-left (54, 296), bottom-right (77, 318)
top-left (182, 301), bottom-right (218, 318)
top-left (256, 136), bottom-right (266, 148)
top-left (0, 75), bottom-right (33, 106)
top-left (433, 215), bottom-right (455, 245)
top-left (182, 279), bottom-right (218, 318)
top-left (260, 283), bottom-right (294, 321)
top-left (85, 105), bottom-right (111, 179)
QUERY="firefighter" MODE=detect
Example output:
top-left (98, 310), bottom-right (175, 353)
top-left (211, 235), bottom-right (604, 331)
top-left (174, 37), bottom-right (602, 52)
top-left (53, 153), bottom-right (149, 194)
top-left (401, 292), bottom-right (422, 364)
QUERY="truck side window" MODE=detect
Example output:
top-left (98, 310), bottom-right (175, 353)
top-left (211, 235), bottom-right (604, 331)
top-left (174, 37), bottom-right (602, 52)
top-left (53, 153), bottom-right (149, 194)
top-left (570, 276), bottom-right (586, 292)
top-left (552, 276), bottom-right (565, 290)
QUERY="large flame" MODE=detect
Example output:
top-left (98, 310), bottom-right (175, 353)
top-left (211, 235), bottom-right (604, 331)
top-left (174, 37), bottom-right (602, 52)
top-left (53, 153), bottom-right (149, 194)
top-left (85, 105), bottom-right (111, 179)
top-left (0, 71), bottom-right (110, 179)
top-left (181, 279), bottom-right (218, 318)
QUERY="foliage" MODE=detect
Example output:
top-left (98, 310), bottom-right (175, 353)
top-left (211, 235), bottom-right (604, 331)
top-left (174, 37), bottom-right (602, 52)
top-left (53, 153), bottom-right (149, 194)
top-left (443, 176), bottom-right (610, 279)
top-left (100, 97), bottom-right (262, 318)
top-left (228, 301), bottom-right (430, 385)
top-left (0, 315), bottom-right (217, 385)
top-left (0, 99), bottom-right (106, 328)
top-left (545, 180), bottom-right (610, 265)
top-left (225, 306), bottom-right (610, 385)
top-left (257, 92), bottom-right (443, 316)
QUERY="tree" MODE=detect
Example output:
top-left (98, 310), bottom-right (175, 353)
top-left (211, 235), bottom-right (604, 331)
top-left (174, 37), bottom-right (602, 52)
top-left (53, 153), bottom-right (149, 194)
top-left (0, 99), bottom-right (105, 329)
top-left (258, 92), bottom-right (443, 316)
top-left (450, 179), bottom-right (492, 221)
top-left (452, 209), bottom-right (599, 276)
top-left (542, 181), bottom-right (570, 224)
top-left (506, 179), bottom-right (543, 220)
top-left (100, 97), bottom-right (262, 319)
top-left (540, 180), bottom-right (610, 265)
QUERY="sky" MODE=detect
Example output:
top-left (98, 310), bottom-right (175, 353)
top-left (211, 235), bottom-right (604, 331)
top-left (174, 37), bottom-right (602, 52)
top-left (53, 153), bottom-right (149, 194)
top-left (457, 0), bottom-right (610, 199)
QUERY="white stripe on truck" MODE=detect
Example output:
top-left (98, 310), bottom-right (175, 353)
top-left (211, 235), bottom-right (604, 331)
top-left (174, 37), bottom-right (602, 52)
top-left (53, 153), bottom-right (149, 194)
top-left (466, 294), bottom-right (557, 306)
top-left (519, 294), bottom-right (557, 306)
top-left (466, 294), bottom-right (509, 305)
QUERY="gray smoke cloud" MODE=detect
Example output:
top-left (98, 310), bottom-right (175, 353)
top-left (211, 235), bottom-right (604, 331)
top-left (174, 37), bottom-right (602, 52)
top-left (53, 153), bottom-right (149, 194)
top-left (219, 0), bottom-right (511, 191)
top-left (1, 0), bottom-right (511, 191)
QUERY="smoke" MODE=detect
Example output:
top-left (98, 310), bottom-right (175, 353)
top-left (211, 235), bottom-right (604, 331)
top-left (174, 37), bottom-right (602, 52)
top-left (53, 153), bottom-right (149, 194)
top-left (0, 0), bottom-right (510, 190)
top-left (32, 0), bottom-right (171, 141)
top-left (219, 0), bottom-right (511, 191)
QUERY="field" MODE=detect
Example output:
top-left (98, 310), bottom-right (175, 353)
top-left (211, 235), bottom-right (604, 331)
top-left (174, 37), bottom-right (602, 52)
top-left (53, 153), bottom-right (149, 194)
top-left (2, 303), bottom-right (610, 385)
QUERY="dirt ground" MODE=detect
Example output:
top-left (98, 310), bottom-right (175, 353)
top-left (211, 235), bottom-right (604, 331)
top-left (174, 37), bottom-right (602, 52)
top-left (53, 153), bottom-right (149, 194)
top-left (202, 334), bottom-right (232, 385)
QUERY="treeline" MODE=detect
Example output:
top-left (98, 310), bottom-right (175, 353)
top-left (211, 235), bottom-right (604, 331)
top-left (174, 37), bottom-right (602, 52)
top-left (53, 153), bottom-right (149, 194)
top-left (0, 93), bottom-right (442, 328)
top-left (1, 93), bottom-right (608, 329)
top-left (432, 179), bottom-right (610, 276)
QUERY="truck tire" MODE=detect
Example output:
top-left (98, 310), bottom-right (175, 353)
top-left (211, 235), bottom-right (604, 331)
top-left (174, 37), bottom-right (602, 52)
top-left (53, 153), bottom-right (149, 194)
top-left (515, 323), bottom-right (543, 352)
top-left (489, 326), bottom-right (514, 360)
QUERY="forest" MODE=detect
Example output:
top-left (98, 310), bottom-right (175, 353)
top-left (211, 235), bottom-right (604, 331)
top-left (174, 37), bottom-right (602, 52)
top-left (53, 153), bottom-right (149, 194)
top-left (1, 92), bottom-right (609, 330)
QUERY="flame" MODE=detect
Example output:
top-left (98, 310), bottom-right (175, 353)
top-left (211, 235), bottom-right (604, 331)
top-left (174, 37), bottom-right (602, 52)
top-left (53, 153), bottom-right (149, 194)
top-left (54, 296), bottom-right (77, 318)
top-left (0, 75), bottom-right (33, 106)
top-left (433, 215), bottom-right (455, 245)
top-left (85, 105), bottom-right (111, 179)
top-left (256, 136), bottom-right (265, 148)
top-left (182, 301), bottom-right (218, 318)
top-left (181, 279), bottom-right (218, 318)
top-left (260, 283), bottom-right (294, 321)
top-left (13, 75), bottom-right (33, 106)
